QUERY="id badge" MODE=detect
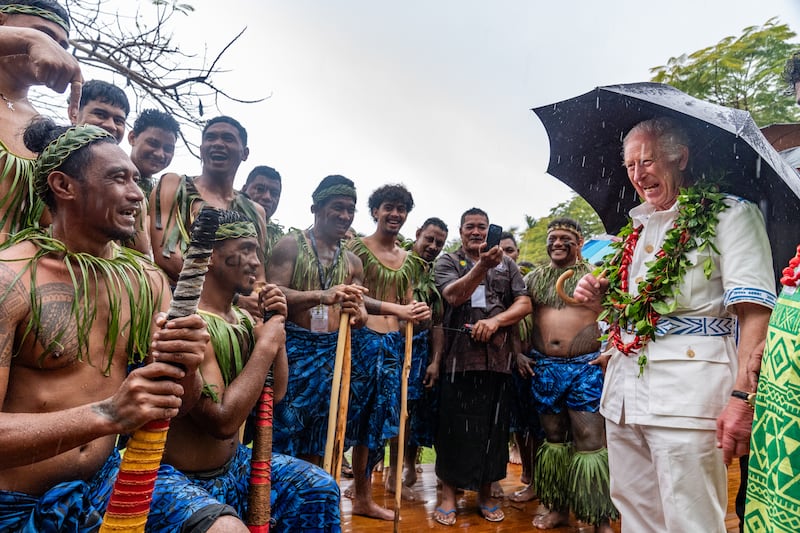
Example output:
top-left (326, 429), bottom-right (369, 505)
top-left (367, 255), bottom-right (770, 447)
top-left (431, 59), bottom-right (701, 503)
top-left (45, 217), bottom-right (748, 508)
top-left (471, 284), bottom-right (487, 308)
top-left (310, 304), bottom-right (329, 332)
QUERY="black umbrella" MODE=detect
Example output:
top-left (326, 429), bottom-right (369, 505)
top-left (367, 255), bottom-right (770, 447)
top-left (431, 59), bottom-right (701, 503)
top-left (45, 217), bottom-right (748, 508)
top-left (532, 82), bottom-right (800, 284)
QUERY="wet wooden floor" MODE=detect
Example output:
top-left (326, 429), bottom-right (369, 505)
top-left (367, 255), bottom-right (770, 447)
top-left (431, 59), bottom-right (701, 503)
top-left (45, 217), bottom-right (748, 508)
top-left (339, 462), bottom-right (742, 532)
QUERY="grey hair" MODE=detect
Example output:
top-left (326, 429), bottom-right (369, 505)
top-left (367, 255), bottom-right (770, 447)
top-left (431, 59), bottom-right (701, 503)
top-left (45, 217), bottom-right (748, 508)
top-left (622, 117), bottom-right (690, 163)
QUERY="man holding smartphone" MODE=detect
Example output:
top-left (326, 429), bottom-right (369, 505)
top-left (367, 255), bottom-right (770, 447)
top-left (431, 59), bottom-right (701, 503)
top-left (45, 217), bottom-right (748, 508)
top-left (432, 208), bottom-right (531, 525)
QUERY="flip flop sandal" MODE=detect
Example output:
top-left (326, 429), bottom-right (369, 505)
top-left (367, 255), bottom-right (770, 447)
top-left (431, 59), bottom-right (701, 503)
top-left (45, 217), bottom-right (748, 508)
top-left (479, 504), bottom-right (505, 522)
top-left (434, 507), bottom-right (456, 526)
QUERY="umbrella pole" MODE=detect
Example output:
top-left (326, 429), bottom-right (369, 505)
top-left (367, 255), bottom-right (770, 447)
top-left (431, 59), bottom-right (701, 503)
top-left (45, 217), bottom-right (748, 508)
top-left (331, 322), bottom-right (352, 482)
top-left (323, 313), bottom-right (350, 475)
top-left (393, 321), bottom-right (414, 531)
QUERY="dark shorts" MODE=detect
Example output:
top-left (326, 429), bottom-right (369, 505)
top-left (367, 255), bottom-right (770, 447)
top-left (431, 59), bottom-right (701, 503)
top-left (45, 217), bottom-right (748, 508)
top-left (530, 350), bottom-right (603, 414)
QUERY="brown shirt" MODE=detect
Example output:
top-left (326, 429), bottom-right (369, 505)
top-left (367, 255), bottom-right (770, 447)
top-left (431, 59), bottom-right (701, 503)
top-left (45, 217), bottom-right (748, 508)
top-left (434, 249), bottom-right (527, 374)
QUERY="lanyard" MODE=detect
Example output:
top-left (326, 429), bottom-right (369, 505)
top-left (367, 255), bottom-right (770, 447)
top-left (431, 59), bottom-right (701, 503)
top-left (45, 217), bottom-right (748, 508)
top-left (307, 229), bottom-right (342, 290)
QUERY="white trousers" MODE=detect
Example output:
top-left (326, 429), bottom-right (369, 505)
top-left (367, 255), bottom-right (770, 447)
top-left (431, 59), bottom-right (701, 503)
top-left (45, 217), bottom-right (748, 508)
top-left (606, 419), bottom-right (728, 533)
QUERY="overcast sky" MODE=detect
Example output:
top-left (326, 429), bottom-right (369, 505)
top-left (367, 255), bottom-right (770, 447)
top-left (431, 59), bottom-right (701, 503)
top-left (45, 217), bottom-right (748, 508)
top-left (96, 0), bottom-right (800, 239)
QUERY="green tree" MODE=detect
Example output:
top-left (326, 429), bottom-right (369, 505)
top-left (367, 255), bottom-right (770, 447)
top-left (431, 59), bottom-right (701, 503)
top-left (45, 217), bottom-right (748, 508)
top-left (518, 194), bottom-right (603, 265)
top-left (650, 17), bottom-right (799, 126)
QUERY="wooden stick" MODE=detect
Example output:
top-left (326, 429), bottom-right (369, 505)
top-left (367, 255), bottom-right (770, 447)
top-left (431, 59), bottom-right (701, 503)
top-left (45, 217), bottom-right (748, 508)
top-left (323, 313), bottom-right (350, 475)
top-left (331, 320), bottom-right (352, 482)
top-left (555, 269), bottom-right (607, 305)
top-left (393, 321), bottom-right (414, 531)
top-left (100, 207), bottom-right (219, 532)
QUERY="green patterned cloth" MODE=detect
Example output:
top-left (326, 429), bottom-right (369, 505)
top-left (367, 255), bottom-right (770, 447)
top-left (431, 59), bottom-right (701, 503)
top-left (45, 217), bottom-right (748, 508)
top-left (154, 175), bottom-right (267, 266)
top-left (288, 229), bottom-right (348, 291)
top-left (347, 236), bottom-right (422, 304)
top-left (746, 287), bottom-right (800, 532)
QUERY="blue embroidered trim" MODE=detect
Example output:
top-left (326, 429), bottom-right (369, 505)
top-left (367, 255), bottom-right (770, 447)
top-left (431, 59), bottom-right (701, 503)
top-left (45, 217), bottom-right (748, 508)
top-left (654, 316), bottom-right (735, 337)
top-left (723, 287), bottom-right (776, 310)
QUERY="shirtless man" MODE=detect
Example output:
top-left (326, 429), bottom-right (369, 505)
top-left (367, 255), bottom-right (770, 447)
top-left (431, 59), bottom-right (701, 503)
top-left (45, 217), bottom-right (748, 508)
top-left (151, 115), bottom-right (267, 285)
top-left (0, 117), bottom-right (244, 531)
top-left (0, 0), bottom-right (82, 242)
top-left (268, 175), bottom-right (390, 517)
top-left (126, 108), bottom-right (180, 255)
top-left (521, 218), bottom-right (616, 532)
top-left (163, 210), bottom-right (341, 532)
top-left (347, 184), bottom-right (431, 506)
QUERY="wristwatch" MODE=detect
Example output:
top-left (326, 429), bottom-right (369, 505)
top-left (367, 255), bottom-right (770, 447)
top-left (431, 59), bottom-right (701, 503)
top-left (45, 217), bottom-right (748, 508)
top-left (731, 390), bottom-right (756, 408)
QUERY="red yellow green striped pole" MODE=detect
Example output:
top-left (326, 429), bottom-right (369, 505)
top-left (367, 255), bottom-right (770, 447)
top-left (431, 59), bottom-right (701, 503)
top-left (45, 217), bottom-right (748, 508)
top-left (100, 207), bottom-right (219, 532)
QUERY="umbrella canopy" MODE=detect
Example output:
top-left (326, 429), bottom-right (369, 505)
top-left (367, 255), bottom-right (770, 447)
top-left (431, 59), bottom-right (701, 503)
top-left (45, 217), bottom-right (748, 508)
top-left (533, 82), bottom-right (800, 285)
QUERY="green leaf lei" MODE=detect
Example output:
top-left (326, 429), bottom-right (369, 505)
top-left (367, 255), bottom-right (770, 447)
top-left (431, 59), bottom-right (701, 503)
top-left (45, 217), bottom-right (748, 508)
top-left (598, 183), bottom-right (729, 376)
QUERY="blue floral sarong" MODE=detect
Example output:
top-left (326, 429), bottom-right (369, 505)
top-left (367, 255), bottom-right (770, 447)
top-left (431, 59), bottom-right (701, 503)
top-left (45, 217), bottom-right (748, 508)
top-left (275, 323), bottom-right (426, 475)
top-left (274, 324), bottom-right (401, 468)
top-left (186, 444), bottom-right (341, 533)
top-left (0, 450), bottom-right (229, 532)
top-left (530, 350), bottom-right (603, 414)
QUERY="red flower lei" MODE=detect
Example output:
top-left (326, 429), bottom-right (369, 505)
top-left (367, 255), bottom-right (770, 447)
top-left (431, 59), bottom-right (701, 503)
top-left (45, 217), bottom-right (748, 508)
top-left (606, 224), bottom-right (666, 356)
top-left (780, 244), bottom-right (800, 287)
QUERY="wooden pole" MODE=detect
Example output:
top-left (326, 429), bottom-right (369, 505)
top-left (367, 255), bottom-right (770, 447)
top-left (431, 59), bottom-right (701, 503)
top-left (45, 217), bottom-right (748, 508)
top-left (555, 269), bottom-right (606, 305)
top-left (331, 321), bottom-right (352, 482)
top-left (393, 321), bottom-right (414, 531)
top-left (323, 313), bottom-right (350, 475)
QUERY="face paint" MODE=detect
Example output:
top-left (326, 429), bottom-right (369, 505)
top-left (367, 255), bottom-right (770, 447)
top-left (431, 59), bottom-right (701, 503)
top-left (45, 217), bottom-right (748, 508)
top-left (224, 254), bottom-right (244, 267)
top-left (547, 239), bottom-right (574, 256)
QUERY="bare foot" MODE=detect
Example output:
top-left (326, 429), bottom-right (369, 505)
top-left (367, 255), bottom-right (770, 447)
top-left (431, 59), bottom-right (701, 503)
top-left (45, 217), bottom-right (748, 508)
top-left (595, 520), bottom-right (615, 533)
top-left (490, 481), bottom-right (504, 498)
top-left (509, 443), bottom-right (522, 464)
top-left (532, 509), bottom-right (570, 530)
top-left (385, 477), bottom-right (417, 501)
top-left (351, 499), bottom-right (394, 521)
top-left (509, 484), bottom-right (537, 503)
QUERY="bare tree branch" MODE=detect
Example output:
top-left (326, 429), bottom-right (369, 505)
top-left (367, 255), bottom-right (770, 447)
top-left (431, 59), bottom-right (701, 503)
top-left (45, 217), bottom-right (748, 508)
top-left (32, 0), bottom-right (267, 156)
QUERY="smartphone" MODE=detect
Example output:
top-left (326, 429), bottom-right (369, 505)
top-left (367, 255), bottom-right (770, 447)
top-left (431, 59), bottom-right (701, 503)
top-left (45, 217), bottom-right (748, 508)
top-left (485, 223), bottom-right (503, 249)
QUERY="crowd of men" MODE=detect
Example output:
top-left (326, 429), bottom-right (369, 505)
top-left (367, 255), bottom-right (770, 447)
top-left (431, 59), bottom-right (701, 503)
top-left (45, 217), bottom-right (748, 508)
top-left (4, 1), bottom-right (800, 533)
